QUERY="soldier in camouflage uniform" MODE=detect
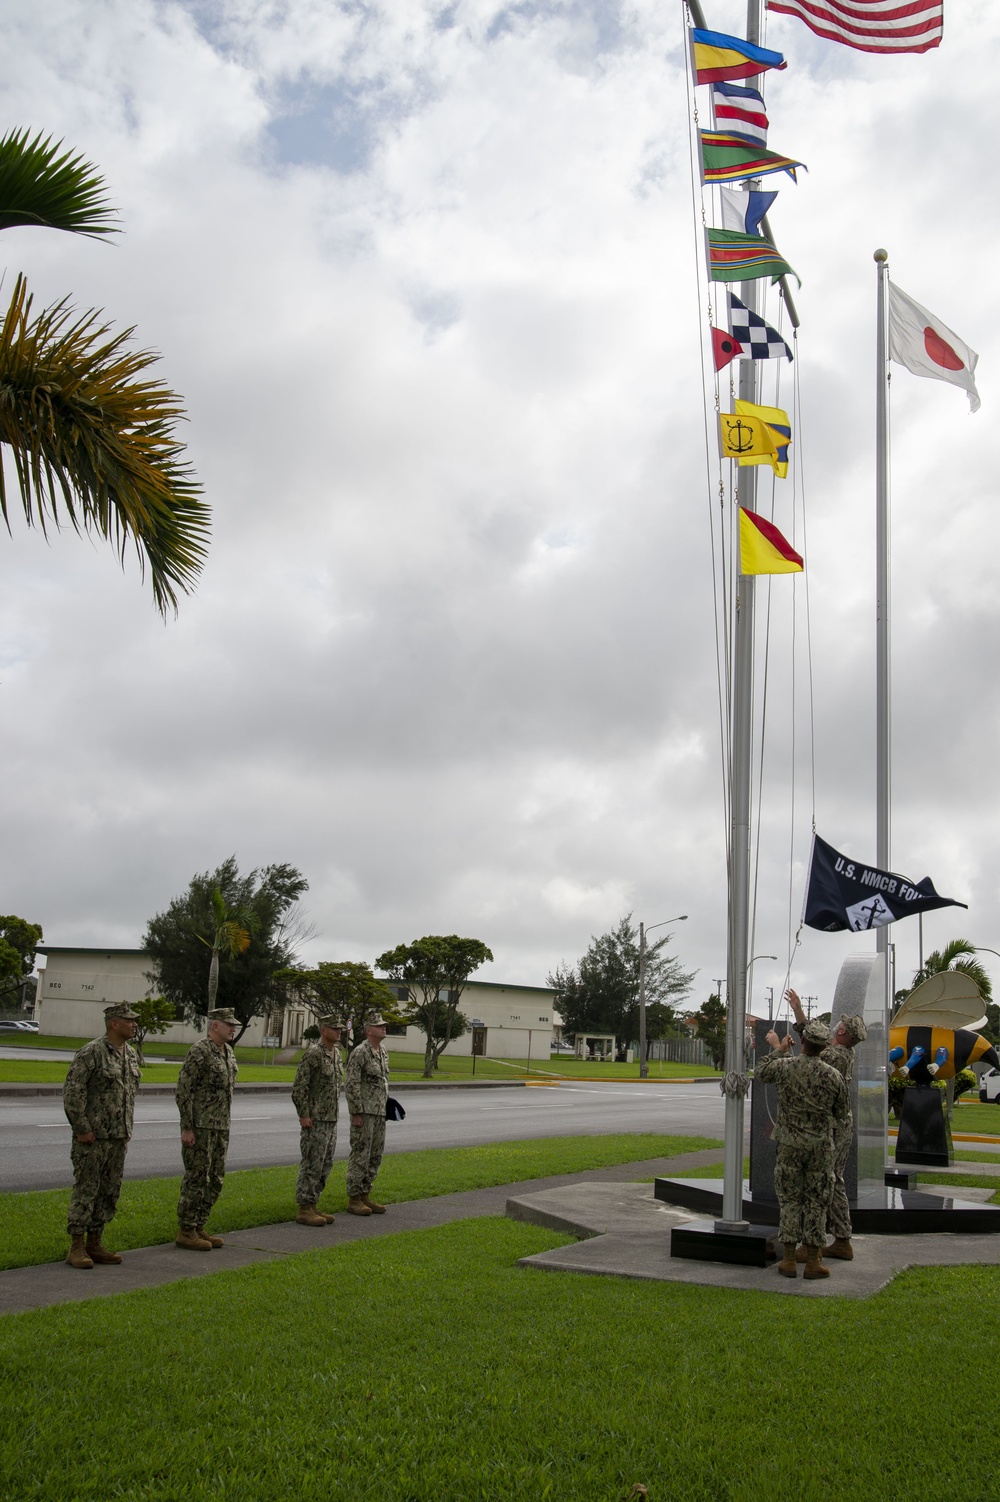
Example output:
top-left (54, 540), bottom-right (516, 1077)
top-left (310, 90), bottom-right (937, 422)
top-left (788, 990), bottom-right (868, 1261)
top-left (345, 1014), bottom-right (390, 1215)
top-left (174, 1007), bottom-right (239, 1250)
top-left (757, 1018), bottom-right (850, 1280)
top-left (62, 1002), bottom-right (143, 1269)
top-left (292, 1013), bottom-right (345, 1226)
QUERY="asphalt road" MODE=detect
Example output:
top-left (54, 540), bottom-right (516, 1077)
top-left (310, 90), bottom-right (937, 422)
top-left (0, 1082), bottom-right (729, 1193)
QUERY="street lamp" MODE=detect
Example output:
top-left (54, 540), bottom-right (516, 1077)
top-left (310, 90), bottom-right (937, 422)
top-left (638, 915), bottom-right (688, 1079)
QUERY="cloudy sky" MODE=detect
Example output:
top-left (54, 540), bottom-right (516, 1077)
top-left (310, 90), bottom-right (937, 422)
top-left (2, 0), bottom-right (997, 1018)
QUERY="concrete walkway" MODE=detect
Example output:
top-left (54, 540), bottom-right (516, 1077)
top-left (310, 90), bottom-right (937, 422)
top-left (0, 1148), bottom-right (724, 1316)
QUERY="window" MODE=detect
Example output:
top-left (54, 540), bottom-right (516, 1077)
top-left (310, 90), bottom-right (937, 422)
top-left (385, 1023), bottom-right (408, 1037)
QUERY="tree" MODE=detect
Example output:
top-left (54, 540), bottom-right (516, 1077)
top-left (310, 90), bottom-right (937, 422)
top-left (376, 936), bottom-right (493, 1078)
top-left (273, 960), bottom-right (402, 1049)
top-left (201, 888), bottom-right (257, 1011)
top-left (143, 857), bottom-right (308, 1042)
top-left (903, 938), bottom-right (993, 1006)
top-left (130, 996), bottom-right (176, 1067)
top-left (694, 994), bottom-right (727, 1071)
top-left (547, 914), bottom-right (694, 1050)
top-left (0, 129), bottom-right (208, 614)
top-left (0, 914), bottom-right (43, 1009)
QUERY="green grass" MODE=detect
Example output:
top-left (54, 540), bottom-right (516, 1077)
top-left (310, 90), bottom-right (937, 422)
top-left (0, 1059), bottom-right (299, 1083)
top-left (2, 1216), bottom-right (1000, 1501)
top-left (913, 1172), bottom-right (1000, 1203)
top-left (0, 1032), bottom-right (290, 1063)
top-left (0, 1132), bottom-right (719, 1271)
top-left (950, 1100), bottom-right (1000, 1135)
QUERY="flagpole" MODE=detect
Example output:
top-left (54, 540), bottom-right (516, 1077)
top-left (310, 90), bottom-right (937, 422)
top-left (875, 248), bottom-right (891, 1079)
top-left (717, 0), bottom-right (765, 1235)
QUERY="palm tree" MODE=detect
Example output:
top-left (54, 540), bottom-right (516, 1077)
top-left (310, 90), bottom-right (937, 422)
top-left (199, 888), bottom-right (258, 1012)
top-left (907, 937), bottom-right (993, 1003)
top-left (0, 129), bottom-right (209, 614)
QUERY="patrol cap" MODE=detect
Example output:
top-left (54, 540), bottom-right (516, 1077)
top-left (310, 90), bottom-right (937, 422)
top-left (207, 1007), bottom-right (239, 1025)
top-left (105, 1002), bottom-right (140, 1020)
top-left (839, 1014), bottom-right (868, 1044)
top-left (317, 1014), bottom-right (343, 1029)
top-left (801, 1018), bottom-right (832, 1047)
top-left (365, 1014), bottom-right (388, 1028)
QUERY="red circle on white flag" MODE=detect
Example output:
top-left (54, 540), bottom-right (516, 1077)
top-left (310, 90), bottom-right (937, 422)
top-left (923, 325), bottom-right (964, 371)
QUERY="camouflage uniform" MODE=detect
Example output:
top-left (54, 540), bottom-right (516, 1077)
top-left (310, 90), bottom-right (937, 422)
top-left (345, 1038), bottom-right (389, 1197)
top-left (794, 1023), bottom-right (859, 1241)
top-left (175, 1037), bottom-right (238, 1229)
top-left (291, 1040), bottom-right (344, 1206)
top-left (63, 1037), bottom-right (141, 1237)
top-left (756, 1049), bottom-right (849, 1247)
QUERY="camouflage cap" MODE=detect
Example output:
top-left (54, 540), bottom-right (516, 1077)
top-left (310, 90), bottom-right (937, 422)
top-left (839, 1013), bottom-right (868, 1045)
top-left (318, 1014), bottom-right (343, 1029)
top-left (105, 1002), bottom-right (140, 1021)
top-left (365, 1014), bottom-right (388, 1028)
top-left (801, 1018), bottom-right (832, 1047)
top-left (207, 1008), bottom-right (239, 1025)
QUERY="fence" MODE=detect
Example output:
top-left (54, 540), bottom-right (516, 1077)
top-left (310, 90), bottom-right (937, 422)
top-left (647, 1036), bottom-right (713, 1067)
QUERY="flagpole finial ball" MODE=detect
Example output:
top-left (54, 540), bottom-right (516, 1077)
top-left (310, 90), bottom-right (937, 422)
top-left (874, 248), bottom-right (888, 263)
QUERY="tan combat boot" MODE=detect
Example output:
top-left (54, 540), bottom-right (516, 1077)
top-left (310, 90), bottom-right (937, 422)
top-left (295, 1203), bottom-right (328, 1227)
top-left (175, 1226), bottom-right (213, 1251)
top-left (794, 1244), bottom-right (809, 1263)
top-left (825, 1237), bottom-right (853, 1260)
top-left (66, 1235), bottom-right (94, 1270)
top-left (777, 1242), bottom-right (798, 1278)
top-left (85, 1234), bottom-right (122, 1265)
top-left (346, 1196), bottom-right (372, 1216)
top-left (803, 1245), bottom-right (830, 1279)
top-left (317, 1208), bottom-right (336, 1224)
top-left (361, 1192), bottom-right (386, 1215)
top-left (196, 1225), bottom-right (224, 1248)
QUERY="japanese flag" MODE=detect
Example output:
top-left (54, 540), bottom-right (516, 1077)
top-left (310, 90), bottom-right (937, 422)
top-left (888, 282), bottom-right (980, 413)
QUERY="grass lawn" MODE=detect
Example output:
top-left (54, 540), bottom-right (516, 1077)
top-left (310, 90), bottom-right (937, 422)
top-left (2, 1216), bottom-right (999, 1501)
top-left (949, 1100), bottom-right (1000, 1135)
top-left (0, 1132), bottom-right (720, 1271)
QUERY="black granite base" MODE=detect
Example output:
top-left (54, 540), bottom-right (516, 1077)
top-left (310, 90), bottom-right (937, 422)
top-left (671, 1219), bottom-right (778, 1267)
top-left (885, 1168), bottom-right (918, 1191)
top-left (655, 1177), bottom-right (1000, 1235)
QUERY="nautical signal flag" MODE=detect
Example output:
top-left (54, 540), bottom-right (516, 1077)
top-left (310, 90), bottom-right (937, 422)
top-left (736, 399), bottom-right (791, 478)
top-left (719, 412), bottom-right (777, 464)
top-left (738, 508), bottom-right (802, 575)
top-left (720, 187), bottom-right (777, 238)
top-left (711, 82), bottom-right (769, 145)
top-left (712, 327), bottom-right (745, 371)
top-left (888, 282), bottom-right (981, 413)
top-left (700, 131), bottom-right (804, 185)
top-left (767, 0), bottom-right (943, 56)
top-left (728, 292), bottom-right (793, 362)
top-left (707, 228), bottom-right (799, 286)
top-left (691, 28), bottom-right (787, 85)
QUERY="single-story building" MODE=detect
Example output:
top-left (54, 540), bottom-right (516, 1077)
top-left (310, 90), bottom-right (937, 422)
top-left (35, 946), bottom-right (556, 1059)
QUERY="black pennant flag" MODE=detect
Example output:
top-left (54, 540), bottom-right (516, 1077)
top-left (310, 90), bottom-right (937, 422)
top-left (803, 834), bottom-right (967, 933)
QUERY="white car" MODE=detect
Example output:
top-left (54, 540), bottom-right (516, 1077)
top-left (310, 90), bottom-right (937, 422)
top-left (979, 1067), bottom-right (1000, 1103)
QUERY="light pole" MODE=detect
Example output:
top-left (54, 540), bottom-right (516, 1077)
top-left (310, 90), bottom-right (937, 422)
top-left (638, 915), bottom-right (688, 1079)
top-left (744, 955), bottom-right (776, 1038)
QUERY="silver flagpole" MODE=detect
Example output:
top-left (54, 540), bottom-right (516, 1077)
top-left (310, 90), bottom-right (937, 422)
top-left (874, 247), bottom-right (891, 1153)
top-left (716, 0), bottom-right (765, 1233)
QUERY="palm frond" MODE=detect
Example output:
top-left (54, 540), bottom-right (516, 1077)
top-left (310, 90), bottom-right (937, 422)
top-left (0, 129), bottom-right (117, 237)
top-left (0, 275), bottom-right (209, 613)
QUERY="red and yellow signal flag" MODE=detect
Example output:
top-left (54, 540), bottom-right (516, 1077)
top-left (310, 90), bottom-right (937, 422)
top-left (738, 507), bottom-right (803, 575)
top-left (691, 28), bottom-right (787, 84)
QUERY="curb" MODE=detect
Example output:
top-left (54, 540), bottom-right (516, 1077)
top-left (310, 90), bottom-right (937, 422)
top-left (0, 1078), bottom-right (530, 1099)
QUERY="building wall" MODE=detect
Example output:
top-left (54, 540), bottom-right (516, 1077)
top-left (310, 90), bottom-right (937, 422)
top-left (35, 952), bottom-right (555, 1057)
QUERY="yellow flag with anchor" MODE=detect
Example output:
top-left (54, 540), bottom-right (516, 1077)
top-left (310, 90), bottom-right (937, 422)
top-left (719, 410), bottom-right (777, 465)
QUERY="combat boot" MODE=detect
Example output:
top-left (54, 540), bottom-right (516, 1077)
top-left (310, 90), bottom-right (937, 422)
top-left (777, 1242), bottom-right (798, 1277)
top-left (317, 1208), bottom-right (336, 1224)
top-left (803, 1245), bottom-right (830, 1279)
top-left (85, 1234), bottom-right (122, 1265)
top-left (196, 1225), bottom-right (224, 1248)
top-left (66, 1235), bottom-right (94, 1270)
top-left (794, 1244), bottom-right (809, 1263)
top-left (175, 1226), bottom-right (213, 1251)
top-left (361, 1192), bottom-right (386, 1215)
top-left (346, 1196), bottom-right (372, 1216)
top-left (825, 1237), bottom-right (854, 1260)
top-left (295, 1203), bottom-right (327, 1227)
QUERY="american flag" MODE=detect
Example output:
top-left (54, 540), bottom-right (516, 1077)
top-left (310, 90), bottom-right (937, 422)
top-left (767, 0), bottom-right (943, 55)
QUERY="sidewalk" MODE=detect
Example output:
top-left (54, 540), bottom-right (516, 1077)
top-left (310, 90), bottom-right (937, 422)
top-left (0, 1148), bottom-right (725, 1316)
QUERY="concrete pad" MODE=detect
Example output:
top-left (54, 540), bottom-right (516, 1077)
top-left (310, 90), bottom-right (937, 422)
top-left (508, 1182), bottom-right (1000, 1299)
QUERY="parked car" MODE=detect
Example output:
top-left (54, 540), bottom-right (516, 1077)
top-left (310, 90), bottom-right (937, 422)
top-left (0, 1020), bottom-right (39, 1031)
top-left (979, 1067), bottom-right (1000, 1103)
top-left (551, 1040), bottom-right (575, 1053)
